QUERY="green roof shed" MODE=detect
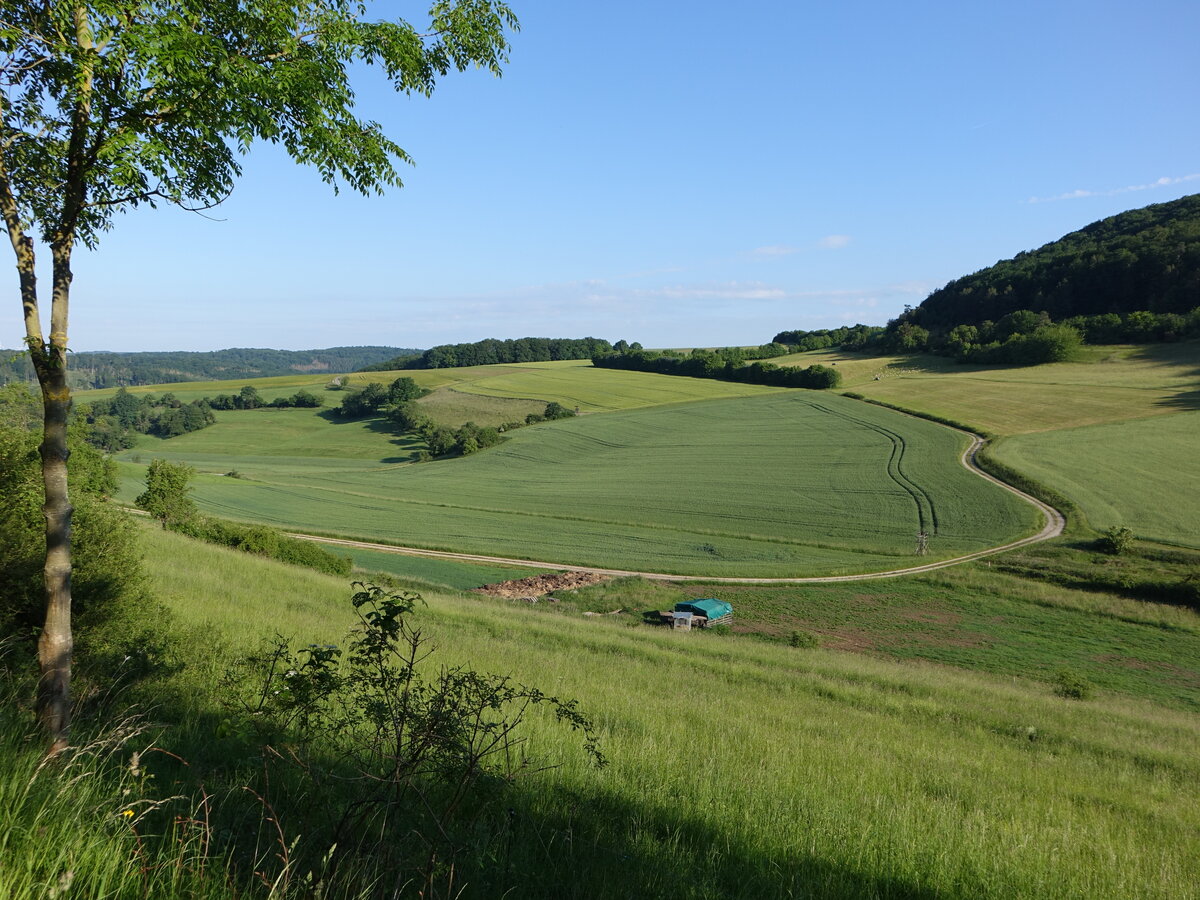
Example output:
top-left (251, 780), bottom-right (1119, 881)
top-left (674, 599), bottom-right (732, 620)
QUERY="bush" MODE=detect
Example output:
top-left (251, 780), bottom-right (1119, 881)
top-left (1053, 669), bottom-right (1092, 700)
top-left (1096, 525), bottom-right (1135, 556)
top-left (788, 630), bottom-right (821, 648)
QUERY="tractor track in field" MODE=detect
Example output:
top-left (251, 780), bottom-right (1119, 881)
top-left (286, 428), bottom-right (1065, 585)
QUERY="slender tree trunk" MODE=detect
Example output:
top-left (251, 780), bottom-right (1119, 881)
top-left (31, 239), bottom-right (75, 754)
top-left (34, 352), bottom-right (73, 755)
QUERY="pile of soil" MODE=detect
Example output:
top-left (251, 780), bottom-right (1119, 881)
top-left (472, 571), bottom-right (610, 599)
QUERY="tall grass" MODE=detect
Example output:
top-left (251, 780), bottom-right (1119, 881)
top-left (131, 527), bottom-right (1200, 898)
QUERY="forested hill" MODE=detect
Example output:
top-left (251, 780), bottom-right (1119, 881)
top-left (0, 346), bottom-right (420, 389)
top-left (910, 193), bottom-right (1200, 331)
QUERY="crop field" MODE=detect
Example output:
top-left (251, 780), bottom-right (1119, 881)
top-left (782, 342), bottom-right (1199, 435)
top-left (116, 391), bottom-right (1040, 577)
top-left (991, 411), bottom-right (1200, 547)
top-left (135, 525), bottom-right (1200, 899)
top-left (342, 544), bottom-right (552, 589)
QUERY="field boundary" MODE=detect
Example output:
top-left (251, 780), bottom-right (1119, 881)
top-left (287, 424), bottom-right (1065, 583)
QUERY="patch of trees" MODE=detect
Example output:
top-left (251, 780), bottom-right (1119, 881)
top-left (907, 194), bottom-right (1200, 331)
top-left (366, 336), bottom-right (616, 370)
top-left (872, 306), bottom-right (1200, 365)
top-left (386, 400), bottom-right (576, 459)
top-left (0, 346), bottom-right (419, 390)
top-left (207, 386), bottom-right (323, 410)
top-left (84, 388), bottom-right (217, 450)
top-left (592, 348), bottom-right (842, 390)
top-left (136, 459), bottom-right (351, 577)
top-left (771, 324), bottom-right (885, 352)
top-left (336, 377), bottom-right (427, 418)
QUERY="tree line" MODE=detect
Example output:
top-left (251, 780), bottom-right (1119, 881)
top-left (591, 347), bottom-right (842, 389)
top-left (83, 385), bottom-right (324, 451)
top-left (363, 336), bottom-right (616, 370)
top-left (869, 305), bottom-right (1200, 364)
top-left (0, 346), bottom-right (418, 390)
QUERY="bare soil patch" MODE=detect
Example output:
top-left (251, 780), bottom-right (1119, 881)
top-left (473, 571), bottom-right (611, 599)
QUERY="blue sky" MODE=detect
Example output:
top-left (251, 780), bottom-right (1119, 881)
top-left (7, 0), bottom-right (1200, 351)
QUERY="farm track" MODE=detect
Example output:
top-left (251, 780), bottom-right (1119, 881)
top-left (288, 426), bottom-right (1066, 584)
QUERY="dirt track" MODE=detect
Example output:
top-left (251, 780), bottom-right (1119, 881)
top-left (288, 425), bottom-right (1066, 585)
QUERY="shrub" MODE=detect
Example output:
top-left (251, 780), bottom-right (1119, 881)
top-left (788, 629), bottom-right (821, 649)
top-left (1096, 525), bottom-right (1135, 556)
top-left (1053, 669), bottom-right (1092, 700)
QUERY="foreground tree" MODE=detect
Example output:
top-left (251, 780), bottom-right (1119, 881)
top-left (0, 0), bottom-right (517, 751)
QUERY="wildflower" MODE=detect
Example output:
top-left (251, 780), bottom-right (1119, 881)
top-left (121, 809), bottom-right (134, 818)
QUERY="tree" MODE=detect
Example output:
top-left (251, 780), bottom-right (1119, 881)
top-left (1, 1), bottom-right (518, 751)
top-left (135, 459), bottom-right (197, 527)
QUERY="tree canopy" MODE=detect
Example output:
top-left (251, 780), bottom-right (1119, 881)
top-left (1, 0), bottom-right (518, 750)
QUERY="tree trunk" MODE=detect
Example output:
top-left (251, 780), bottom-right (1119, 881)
top-left (34, 239), bottom-right (76, 754)
top-left (35, 354), bottom-right (73, 755)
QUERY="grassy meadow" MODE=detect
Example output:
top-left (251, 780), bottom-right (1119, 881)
top-left (40, 523), bottom-right (1199, 899)
top-left (111, 391), bottom-right (1040, 576)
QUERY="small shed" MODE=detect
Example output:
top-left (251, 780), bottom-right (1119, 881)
top-left (674, 598), bottom-right (733, 626)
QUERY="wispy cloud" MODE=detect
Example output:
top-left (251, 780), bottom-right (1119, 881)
top-left (636, 281), bottom-right (788, 301)
top-left (751, 234), bottom-right (852, 257)
top-left (1027, 173), bottom-right (1200, 204)
top-left (817, 234), bottom-right (852, 249)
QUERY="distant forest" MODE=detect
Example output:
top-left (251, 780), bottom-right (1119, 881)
top-left (0, 346), bottom-right (418, 389)
top-left (363, 337), bottom-right (616, 370)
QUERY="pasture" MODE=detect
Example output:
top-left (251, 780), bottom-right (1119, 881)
top-left (115, 391), bottom-right (1040, 577)
top-left (990, 411), bottom-right (1200, 547)
top-left (132, 524), bottom-right (1200, 898)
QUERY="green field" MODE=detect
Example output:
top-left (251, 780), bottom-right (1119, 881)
top-left (773, 342), bottom-right (1199, 545)
top-left (991, 412), bottom-right (1200, 547)
top-left (130, 526), bottom-right (1200, 897)
top-left (115, 391), bottom-right (1040, 576)
top-left (782, 342), bottom-right (1199, 435)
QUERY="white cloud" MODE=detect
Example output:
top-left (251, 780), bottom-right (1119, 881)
top-left (1027, 173), bottom-right (1200, 204)
top-left (817, 234), bottom-right (852, 249)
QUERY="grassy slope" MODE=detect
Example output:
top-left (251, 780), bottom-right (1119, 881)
top-left (138, 525), bottom-right (1200, 899)
top-left (115, 391), bottom-right (1039, 577)
top-left (994, 412), bottom-right (1200, 547)
top-left (782, 342), bottom-right (1198, 434)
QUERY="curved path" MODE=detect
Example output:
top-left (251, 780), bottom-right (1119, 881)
top-left (289, 427), bottom-right (1066, 585)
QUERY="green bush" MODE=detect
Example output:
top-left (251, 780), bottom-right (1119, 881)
top-left (1096, 525), bottom-right (1135, 556)
top-left (1053, 669), bottom-right (1092, 700)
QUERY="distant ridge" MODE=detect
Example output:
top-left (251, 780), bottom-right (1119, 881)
top-left (911, 193), bottom-right (1200, 331)
top-left (0, 346), bottom-right (421, 389)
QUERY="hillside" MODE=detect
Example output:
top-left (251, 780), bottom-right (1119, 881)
top-left (910, 193), bottom-right (1200, 330)
top-left (0, 345), bottom-right (419, 389)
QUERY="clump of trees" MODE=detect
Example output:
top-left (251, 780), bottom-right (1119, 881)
top-left (136, 460), bottom-right (351, 577)
top-left (337, 377), bottom-right (427, 418)
top-left (868, 305), bottom-right (1200, 365)
top-left (771, 324), bottom-right (885, 352)
top-left (592, 348), bottom-right (842, 390)
top-left (84, 388), bottom-right (216, 450)
top-left (365, 336), bottom-right (616, 370)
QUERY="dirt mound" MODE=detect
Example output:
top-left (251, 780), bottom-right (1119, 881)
top-left (473, 571), bottom-right (610, 599)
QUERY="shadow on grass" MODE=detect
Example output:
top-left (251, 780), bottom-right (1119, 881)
top-left (135, 699), bottom-right (941, 900)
